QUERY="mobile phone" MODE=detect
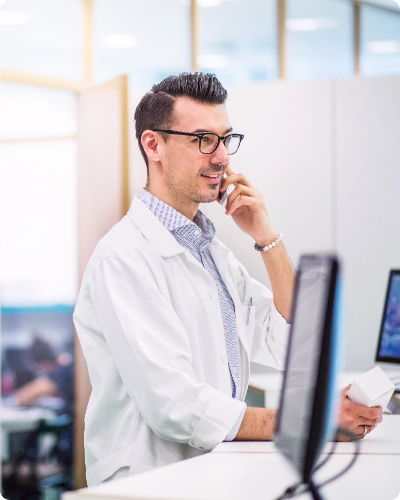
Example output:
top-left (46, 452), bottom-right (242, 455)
top-left (218, 175), bottom-right (234, 210)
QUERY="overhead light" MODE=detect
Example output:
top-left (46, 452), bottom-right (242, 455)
top-left (0, 11), bottom-right (29, 25)
top-left (368, 0), bottom-right (400, 7)
top-left (102, 34), bottom-right (139, 48)
top-left (197, 0), bottom-right (222, 6)
top-left (197, 54), bottom-right (229, 68)
top-left (367, 40), bottom-right (400, 54)
top-left (180, 0), bottom-right (243, 5)
top-left (286, 17), bottom-right (338, 32)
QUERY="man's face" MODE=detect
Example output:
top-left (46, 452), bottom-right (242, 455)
top-left (158, 97), bottom-right (232, 207)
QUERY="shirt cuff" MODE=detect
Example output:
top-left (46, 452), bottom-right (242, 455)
top-left (224, 404), bottom-right (247, 441)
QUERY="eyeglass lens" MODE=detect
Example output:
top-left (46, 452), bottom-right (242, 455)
top-left (199, 134), bottom-right (241, 155)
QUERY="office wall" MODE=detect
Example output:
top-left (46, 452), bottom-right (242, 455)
top-left (335, 76), bottom-right (400, 371)
top-left (204, 80), bottom-right (334, 287)
top-left (129, 75), bottom-right (400, 373)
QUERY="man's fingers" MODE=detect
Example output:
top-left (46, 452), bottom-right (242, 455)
top-left (338, 390), bottom-right (384, 438)
top-left (337, 387), bottom-right (383, 439)
top-left (356, 416), bottom-right (380, 426)
top-left (342, 384), bottom-right (351, 394)
top-left (342, 385), bottom-right (382, 422)
top-left (345, 396), bottom-right (383, 420)
top-left (372, 406), bottom-right (384, 423)
top-left (363, 405), bottom-right (383, 420)
top-left (225, 184), bottom-right (257, 211)
top-left (226, 195), bottom-right (252, 215)
top-left (340, 411), bottom-right (381, 428)
top-left (219, 172), bottom-right (254, 192)
top-left (351, 403), bottom-right (383, 422)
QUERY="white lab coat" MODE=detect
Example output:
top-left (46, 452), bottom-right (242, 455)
top-left (74, 196), bottom-right (290, 486)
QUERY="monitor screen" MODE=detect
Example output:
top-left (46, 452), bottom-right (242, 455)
top-left (274, 254), bottom-right (340, 484)
top-left (376, 270), bottom-right (400, 364)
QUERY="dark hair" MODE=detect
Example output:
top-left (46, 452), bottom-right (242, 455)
top-left (134, 72), bottom-right (228, 171)
top-left (29, 337), bottom-right (57, 365)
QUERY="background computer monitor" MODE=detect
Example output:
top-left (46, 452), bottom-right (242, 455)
top-left (274, 254), bottom-right (341, 487)
top-left (375, 270), bottom-right (400, 365)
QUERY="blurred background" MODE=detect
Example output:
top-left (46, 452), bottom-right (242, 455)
top-left (0, 0), bottom-right (400, 498)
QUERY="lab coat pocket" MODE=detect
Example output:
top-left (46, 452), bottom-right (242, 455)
top-left (241, 304), bottom-right (256, 348)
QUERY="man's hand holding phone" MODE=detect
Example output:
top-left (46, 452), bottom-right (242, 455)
top-left (218, 166), bottom-right (277, 248)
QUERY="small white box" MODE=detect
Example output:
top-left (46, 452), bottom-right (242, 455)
top-left (347, 366), bottom-right (395, 409)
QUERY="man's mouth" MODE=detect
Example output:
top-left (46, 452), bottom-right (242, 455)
top-left (201, 173), bottom-right (221, 185)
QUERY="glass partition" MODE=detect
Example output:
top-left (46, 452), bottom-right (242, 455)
top-left (287, 0), bottom-right (353, 80)
top-left (0, 0), bottom-right (82, 79)
top-left (361, 5), bottom-right (400, 76)
top-left (93, 0), bottom-right (191, 88)
top-left (198, 0), bottom-right (277, 85)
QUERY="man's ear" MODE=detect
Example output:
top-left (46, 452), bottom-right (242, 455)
top-left (141, 130), bottom-right (163, 163)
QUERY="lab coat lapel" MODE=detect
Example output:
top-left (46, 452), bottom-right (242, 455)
top-left (128, 196), bottom-right (213, 273)
top-left (209, 240), bottom-right (249, 356)
top-left (127, 197), bottom-right (184, 257)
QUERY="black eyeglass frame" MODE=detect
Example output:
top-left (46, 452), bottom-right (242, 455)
top-left (152, 129), bottom-right (244, 155)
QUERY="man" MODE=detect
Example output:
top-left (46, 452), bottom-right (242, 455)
top-left (74, 72), bottom-right (382, 486)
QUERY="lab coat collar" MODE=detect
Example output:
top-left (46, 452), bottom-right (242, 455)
top-left (128, 196), bottom-right (189, 258)
top-left (128, 197), bottom-right (223, 286)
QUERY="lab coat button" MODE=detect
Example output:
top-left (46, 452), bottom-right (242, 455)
top-left (221, 357), bottom-right (224, 363)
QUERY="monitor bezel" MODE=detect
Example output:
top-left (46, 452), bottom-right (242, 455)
top-left (274, 254), bottom-right (340, 484)
top-left (375, 269), bottom-right (400, 365)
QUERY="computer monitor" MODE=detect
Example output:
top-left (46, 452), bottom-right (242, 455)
top-left (274, 254), bottom-right (341, 494)
top-left (375, 270), bottom-right (400, 365)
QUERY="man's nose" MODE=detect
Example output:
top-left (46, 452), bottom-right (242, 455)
top-left (210, 140), bottom-right (229, 165)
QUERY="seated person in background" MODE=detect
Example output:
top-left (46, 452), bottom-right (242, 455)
top-left (11, 337), bottom-right (73, 411)
top-left (74, 72), bottom-right (382, 487)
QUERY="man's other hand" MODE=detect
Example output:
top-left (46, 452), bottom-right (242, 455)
top-left (336, 384), bottom-right (383, 441)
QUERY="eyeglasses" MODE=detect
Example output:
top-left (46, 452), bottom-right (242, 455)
top-left (152, 129), bottom-right (244, 155)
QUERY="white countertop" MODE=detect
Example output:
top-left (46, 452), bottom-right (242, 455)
top-left (63, 453), bottom-right (400, 500)
top-left (213, 414), bottom-right (400, 456)
top-left (1, 405), bottom-right (55, 426)
top-left (63, 415), bottom-right (400, 500)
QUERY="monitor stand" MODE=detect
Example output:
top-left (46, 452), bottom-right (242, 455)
top-left (377, 364), bottom-right (400, 391)
top-left (384, 371), bottom-right (400, 391)
top-left (308, 478), bottom-right (324, 500)
top-left (387, 393), bottom-right (400, 414)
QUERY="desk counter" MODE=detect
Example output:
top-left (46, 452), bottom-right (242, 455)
top-left (63, 415), bottom-right (400, 500)
top-left (1, 405), bottom-right (56, 461)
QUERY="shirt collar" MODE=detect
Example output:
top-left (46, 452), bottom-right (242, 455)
top-left (138, 188), bottom-right (216, 244)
